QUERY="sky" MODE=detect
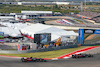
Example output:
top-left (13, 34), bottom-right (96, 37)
top-left (2, 0), bottom-right (100, 2)
top-left (22, 0), bottom-right (100, 2)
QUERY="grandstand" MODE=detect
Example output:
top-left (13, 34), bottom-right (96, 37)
top-left (79, 11), bottom-right (100, 18)
top-left (77, 11), bottom-right (100, 23)
top-left (84, 34), bottom-right (100, 44)
top-left (92, 15), bottom-right (100, 23)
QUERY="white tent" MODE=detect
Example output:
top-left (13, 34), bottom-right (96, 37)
top-left (0, 27), bottom-right (22, 37)
top-left (0, 16), bottom-right (14, 19)
top-left (21, 23), bottom-right (76, 41)
top-left (0, 22), bottom-right (29, 30)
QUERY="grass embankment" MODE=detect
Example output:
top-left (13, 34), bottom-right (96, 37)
top-left (84, 34), bottom-right (100, 44)
top-left (0, 46), bottom-right (89, 58)
top-left (74, 19), bottom-right (85, 24)
top-left (0, 4), bottom-right (80, 13)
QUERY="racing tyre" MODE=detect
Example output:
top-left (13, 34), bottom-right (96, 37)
top-left (72, 55), bottom-right (75, 58)
top-left (43, 60), bottom-right (47, 62)
top-left (21, 58), bottom-right (25, 62)
top-left (88, 54), bottom-right (93, 57)
top-left (21, 58), bottom-right (27, 62)
top-left (91, 55), bottom-right (93, 57)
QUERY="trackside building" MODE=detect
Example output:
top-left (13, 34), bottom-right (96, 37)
top-left (21, 11), bottom-right (53, 16)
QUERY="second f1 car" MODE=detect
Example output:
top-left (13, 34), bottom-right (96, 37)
top-left (72, 53), bottom-right (93, 58)
top-left (21, 57), bottom-right (47, 62)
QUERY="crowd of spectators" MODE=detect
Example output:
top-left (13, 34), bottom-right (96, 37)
top-left (36, 42), bottom-right (58, 49)
top-left (92, 16), bottom-right (100, 23)
top-left (35, 41), bottom-right (75, 49)
top-left (79, 11), bottom-right (100, 18)
top-left (66, 13), bottom-right (100, 27)
top-left (78, 11), bottom-right (100, 23)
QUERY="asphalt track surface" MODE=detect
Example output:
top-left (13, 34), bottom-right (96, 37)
top-left (0, 53), bottom-right (100, 67)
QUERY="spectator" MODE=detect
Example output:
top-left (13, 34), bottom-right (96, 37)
top-left (66, 42), bottom-right (69, 46)
top-left (56, 44), bottom-right (59, 47)
top-left (49, 43), bottom-right (53, 48)
top-left (54, 43), bottom-right (56, 47)
top-left (36, 43), bottom-right (39, 49)
top-left (40, 44), bottom-right (44, 49)
top-left (47, 45), bottom-right (49, 48)
top-left (43, 45), bottom-right (45, 49)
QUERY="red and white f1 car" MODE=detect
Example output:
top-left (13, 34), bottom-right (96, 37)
top-left (21, 57), bottom-right (47, 62)
top-left (72, 53), bottom-right (93, 58)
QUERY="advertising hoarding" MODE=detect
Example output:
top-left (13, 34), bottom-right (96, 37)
top-left (0, 32), bottom-right (4, 43)
top-left (78, 29), bottom-right (100, 44)
top-left (34, 33), bottom-right (51, 44)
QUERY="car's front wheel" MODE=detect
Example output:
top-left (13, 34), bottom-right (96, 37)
top-left (21, 58), bottom-right (24, 62)
top-left (21, 58), bottom-right (27, 62)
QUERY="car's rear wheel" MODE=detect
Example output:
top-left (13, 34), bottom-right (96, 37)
top-left (88, 54), bottom-right (93, 57)
top-left (21, 58), bottom-right (24, 62)
top-left (72, 55), bottom-right (75, 58)
top-left (21, 58), bottom-right (27, 62)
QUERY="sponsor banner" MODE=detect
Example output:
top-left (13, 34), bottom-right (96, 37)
top-left (40, 34), bottom-right (47, 43)
top-left (56, 19), bottom-right (73, 25)
top-left (77, 14), bottom-right (80, 17)
top-left (82, 16), bottom-right (85, 18)
top-left (87, 18), bottom-right (91, 20)
top-left (84, 29), bottom-right (100, 34)
top-left (94, 30), bottom-right (100, 34)
top-left (78, 29), bottom-right (84, 44)
top-left (84, 29), bottom-right (95, 34)
top-left (78, 29), bottom-right (100, 44)
top-left (0, 32), bottom-right (4, 43)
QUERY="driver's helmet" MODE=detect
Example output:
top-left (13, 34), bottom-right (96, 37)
top-left (30, 57), bottom-right (32, 59)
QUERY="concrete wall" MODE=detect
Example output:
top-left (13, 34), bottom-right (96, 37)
top-left (0, 40), bottom-right (99, 54)
top-left (81, 43), bottom-right (100, 46)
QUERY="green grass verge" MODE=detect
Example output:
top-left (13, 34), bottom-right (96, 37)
top-left (0, 46), bottom-right (89, 58)
top-left (74, 19), bottom-right (85, 24)
top-left (0, 36), bottom-right (4, 38)
top-left (0, 4), bottom-right (80, 13)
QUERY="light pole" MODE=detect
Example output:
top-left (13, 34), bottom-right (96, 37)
top-left (5, 0), bottom-right (6, 2)
top-left (90, 0), bottom-right (92, 2)
top-left (84, 0), bottom-right (86, 11)
top-left (81, 2), bottom-right (83, 12)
